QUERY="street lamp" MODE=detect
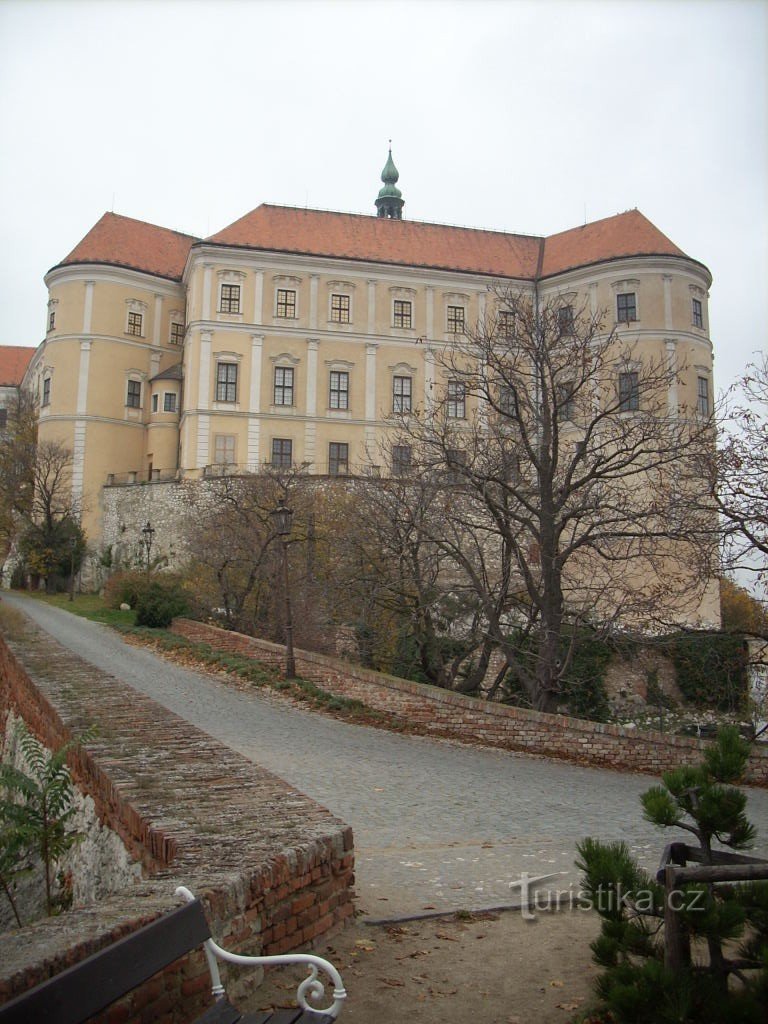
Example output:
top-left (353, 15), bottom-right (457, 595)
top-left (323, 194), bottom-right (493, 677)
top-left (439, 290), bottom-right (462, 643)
top-left (271, 498), bottom-right (296, 679)
top-left (68, 535), bottom-right (77, 603)
top-left (141, 521), bottom-right (155, 579)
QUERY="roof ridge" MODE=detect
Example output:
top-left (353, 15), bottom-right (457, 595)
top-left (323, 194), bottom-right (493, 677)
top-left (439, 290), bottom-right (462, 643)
top-left (100, 210), bottom-right (202, 242)
top-left (234, 203), bottom-right (546, 242)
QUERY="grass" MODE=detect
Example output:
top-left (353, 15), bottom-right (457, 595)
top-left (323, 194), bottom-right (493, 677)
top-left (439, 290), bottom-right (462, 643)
top-left (28, 592), bottom-right (136, 628)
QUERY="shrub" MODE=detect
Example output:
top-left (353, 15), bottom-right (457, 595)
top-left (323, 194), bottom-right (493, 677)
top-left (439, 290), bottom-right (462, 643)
top-left (103, 570), bottom-right (150, 609)
top-left (577, 728), bottom-right (768, 1023)
top-left (134, 581), bottom-right (190, 629)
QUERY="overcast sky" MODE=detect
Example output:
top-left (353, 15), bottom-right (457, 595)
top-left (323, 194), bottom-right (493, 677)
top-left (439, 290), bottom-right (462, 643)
top-left (0, 0), bottom-right (765, 392)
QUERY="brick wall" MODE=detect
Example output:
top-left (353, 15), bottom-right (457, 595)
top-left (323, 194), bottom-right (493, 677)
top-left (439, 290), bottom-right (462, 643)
top-left (171, 618), bottom-right (768, 787)
top-left (0, 616), bottom-right (354, 1021)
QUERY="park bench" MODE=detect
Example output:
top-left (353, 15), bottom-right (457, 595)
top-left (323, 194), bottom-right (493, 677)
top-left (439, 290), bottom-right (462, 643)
top-left (0, 885), bottom-right (346, 1024)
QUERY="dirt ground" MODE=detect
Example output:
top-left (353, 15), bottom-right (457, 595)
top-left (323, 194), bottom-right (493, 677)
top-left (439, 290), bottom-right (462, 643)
top-left (253, 906), bottom-right (603, 1024)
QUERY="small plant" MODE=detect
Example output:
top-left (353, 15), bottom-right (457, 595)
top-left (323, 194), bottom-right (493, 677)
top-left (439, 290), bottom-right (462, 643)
top-left (134, 580), bottom-right (190, 628)
top-left (577, 727), bottom-right (768, 1023)
top-left (0, 720), bottom-right (89, 923)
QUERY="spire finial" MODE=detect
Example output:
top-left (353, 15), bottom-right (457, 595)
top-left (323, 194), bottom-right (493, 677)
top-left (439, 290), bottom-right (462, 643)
top-left (375, 144), bottom-right (405, 219)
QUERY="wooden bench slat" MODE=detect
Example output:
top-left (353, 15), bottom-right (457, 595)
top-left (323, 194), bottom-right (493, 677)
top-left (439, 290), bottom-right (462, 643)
top-left (0, 900), bottom-right (212, 1024)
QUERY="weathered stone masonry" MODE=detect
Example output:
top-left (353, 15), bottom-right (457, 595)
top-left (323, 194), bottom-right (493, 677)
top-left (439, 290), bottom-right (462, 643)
top-left (0, 616), bottom-right (354, 1021)
top-left (171, 619), bottom-right (768, 786)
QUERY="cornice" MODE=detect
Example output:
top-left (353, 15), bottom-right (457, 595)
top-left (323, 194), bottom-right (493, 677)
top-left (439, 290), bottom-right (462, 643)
top-left (184, 243), bottom-right (525, 294)
top-left (45, 263), bottom-right (184, 296)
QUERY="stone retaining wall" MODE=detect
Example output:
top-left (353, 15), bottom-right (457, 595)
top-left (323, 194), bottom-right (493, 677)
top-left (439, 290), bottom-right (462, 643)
top-left (0, 614), bottom-right (354, 1021)
top-left (171, 618), bottom-right (768, 786)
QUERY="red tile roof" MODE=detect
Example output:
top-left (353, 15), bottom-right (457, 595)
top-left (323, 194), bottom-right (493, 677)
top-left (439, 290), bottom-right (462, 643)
top-left (56, 213), bottom-right (199, 281)
top-left (52, 206), bottom-right (698, 285)
top-left (208, 205), bottom-right (544, 279)
top-left (540, 209), bottom-right (687, 278)
top-left (0, 346), bottom-right (34, 387)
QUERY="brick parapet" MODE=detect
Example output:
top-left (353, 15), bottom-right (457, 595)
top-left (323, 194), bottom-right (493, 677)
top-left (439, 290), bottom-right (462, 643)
top-left (0, 615), bottom-right (354, 1021)
top-left (170, 618), bottom-right (768, 786)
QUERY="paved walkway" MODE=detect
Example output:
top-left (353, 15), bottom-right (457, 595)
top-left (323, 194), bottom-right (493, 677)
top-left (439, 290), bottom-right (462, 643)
top-left (4, 593), bottom-right (768, 920)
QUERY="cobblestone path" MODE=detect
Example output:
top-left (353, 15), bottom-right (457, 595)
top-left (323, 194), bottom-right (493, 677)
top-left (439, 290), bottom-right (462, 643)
top-left (4, 593), bottom-right (768, 920)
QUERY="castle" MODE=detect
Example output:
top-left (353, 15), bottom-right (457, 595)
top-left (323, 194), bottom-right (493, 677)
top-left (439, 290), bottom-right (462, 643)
top-left (22, 151), bottom-right (718, 620)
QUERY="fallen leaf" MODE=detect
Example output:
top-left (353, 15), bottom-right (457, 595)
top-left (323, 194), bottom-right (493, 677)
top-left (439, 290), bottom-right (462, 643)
top-left (556, 1003), bottom-right (582, 1011)
top-left (549, 979), bottom-right (564, 987)
top-left (435, 931), bottom-right (459, 942)
top-left (380, 977), bottom-right (405, 987)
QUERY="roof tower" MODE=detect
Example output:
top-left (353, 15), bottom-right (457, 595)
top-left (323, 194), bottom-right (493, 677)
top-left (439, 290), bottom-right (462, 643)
top-left (375, 144), bottom-right (405, 220)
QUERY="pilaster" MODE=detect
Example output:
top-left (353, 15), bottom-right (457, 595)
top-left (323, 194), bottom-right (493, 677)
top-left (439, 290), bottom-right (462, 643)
top-left (248, 334), bottom-right (264, 468)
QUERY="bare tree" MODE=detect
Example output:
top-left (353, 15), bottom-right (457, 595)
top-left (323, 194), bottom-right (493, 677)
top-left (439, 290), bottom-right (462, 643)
top-left (336, 473), bottom-right (489, 688)
top-left (394, 288), bottom-right (715, 712)
top-left (1, 391), bottom-right (84, 590)
top-left (706, 354), bottom-right (768, 598)
top-left (186, 467), bottom-right (317, 640)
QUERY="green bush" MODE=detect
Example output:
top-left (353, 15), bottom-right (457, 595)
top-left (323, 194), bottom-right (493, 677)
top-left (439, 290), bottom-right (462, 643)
top-left (134, 581), bottom-right (190, 629)
top-left (664, 631), bottom-right (748, 711)
top-left (103, 570), bottom-right (150, 609)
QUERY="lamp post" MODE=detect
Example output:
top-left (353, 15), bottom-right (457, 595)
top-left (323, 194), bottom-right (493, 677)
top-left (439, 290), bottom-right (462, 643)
top-left (271, 498), bottom-right (296, 679)
top-left (141, 521), bottom-right (155, 579)
top-left (68, 535), bottom-right (77, 603)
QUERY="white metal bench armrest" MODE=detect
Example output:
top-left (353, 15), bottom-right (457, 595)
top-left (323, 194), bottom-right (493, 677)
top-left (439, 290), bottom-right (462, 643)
top-left (175, 886), bottom-right (347, 1019)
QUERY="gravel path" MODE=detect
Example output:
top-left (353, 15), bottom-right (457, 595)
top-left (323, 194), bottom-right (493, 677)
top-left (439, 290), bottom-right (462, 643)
top-left (4, 592), bottom-right (767, 919)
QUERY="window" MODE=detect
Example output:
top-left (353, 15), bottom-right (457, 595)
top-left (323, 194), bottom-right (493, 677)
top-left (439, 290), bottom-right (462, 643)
top-left (41, 377), bottom-right (51, 407)
top-left (163, 393), bottom-right (177, 413)
top-left (692, 298), bottom-right (703, 329)
top-left (152, 394), bottom-right (159, 413)
top-left (697, 376), bottom-right (710, 417)
top-left (126, 380), bottom-right (142, 408)
top-left (219, 284), bottom-right (241, 314)
top-left (498, 310), bottom-right (514, 336)
top-left (329, 442), bottom-right (349, 476)
top-left (392, 445), bottom-right (412, 476)
top-left (557, 383), bottom-right (575, 422)
top-left (216, 362), bottom-right (238, 403)
top-left (393, 299), bottom-right (412, 329)
top-left (447, 380), bottom-right (465, 418)
top-left (48, 311), bottom-right (55, 331)
top-left (274, 366), bottom-right (294, 406)
top-left (0, 409), bottom-right (6, 429)
top-left (271, 438), bottom-right (293, 468)
top-left (126, 311), bottom-right (143, 337)
top-left (393, 375), bottom-right (412, 413)
top-left (170, 322), bottom-right (184, 345)
top-left (446, 448), bottom-right (467, 482)
top-left (499, 385), bottom-right (518, 417)
top-left (214, 434), bottom-right (236, 465)
top-left (329, 371), bottom-right (349, 410)
top-left (330, 294), bottom-right (350, 323)
top-left (447, 305), bottom-right (465, 333)
top-left (276, 289), bottom-right (296, 318)
top-left (557, 305), bottom-right (574, 335)
top-left (616, 293), bottom-right (637, 323)
top-left (618, 371), bottom-right (639, 412)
